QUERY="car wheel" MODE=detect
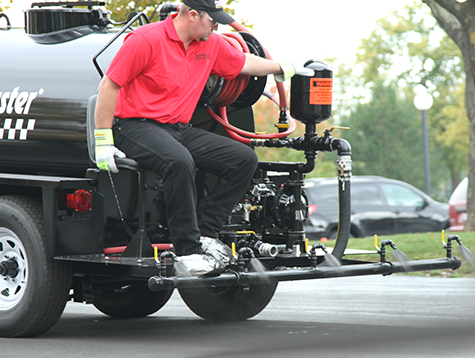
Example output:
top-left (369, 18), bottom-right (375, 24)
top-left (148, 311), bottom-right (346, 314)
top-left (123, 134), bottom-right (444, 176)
top-left (0, 196), bottom-right (71, 337)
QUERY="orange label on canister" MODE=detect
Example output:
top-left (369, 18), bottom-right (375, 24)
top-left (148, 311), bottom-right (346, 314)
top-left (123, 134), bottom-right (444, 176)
top-left (309, 78), bottom-right (332, 105)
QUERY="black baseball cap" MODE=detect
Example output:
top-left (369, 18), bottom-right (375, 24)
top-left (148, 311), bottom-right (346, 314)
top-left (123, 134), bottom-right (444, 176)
top-left (183, 0), bottom-right (235, 25)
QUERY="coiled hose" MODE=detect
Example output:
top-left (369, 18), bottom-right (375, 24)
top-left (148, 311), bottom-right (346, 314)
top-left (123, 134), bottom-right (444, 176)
top-left (206, 22), bottom-right (296, 145)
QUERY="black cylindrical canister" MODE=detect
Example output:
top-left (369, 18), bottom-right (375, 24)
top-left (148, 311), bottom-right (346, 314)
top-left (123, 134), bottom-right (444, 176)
top-left (290, 61), bottom-right (332, 124)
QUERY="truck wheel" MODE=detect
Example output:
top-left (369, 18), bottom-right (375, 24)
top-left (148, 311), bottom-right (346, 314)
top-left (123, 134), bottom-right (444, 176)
top-left (179, 281), bottom-right (278, 321)
top-left (0, 196), bottom-right (71, 337)
top-left (93, 284), bottom-right (173, 318)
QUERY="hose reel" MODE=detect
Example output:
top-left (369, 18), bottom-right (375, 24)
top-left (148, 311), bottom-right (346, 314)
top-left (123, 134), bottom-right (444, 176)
top-left (197, 31), bottom-right (267, 109)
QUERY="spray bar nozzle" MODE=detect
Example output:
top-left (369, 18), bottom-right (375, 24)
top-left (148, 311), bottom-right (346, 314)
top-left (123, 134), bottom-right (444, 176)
top-left (374, 235), bottom-right (409, 266)
top-left (442, 231), bottom-right (475, 265)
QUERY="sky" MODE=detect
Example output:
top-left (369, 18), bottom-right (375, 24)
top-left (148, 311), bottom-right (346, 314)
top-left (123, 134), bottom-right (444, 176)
top-left (2, 0), bottom-right (415, 62)
top-left (231, 0), bottom-right (414, 63)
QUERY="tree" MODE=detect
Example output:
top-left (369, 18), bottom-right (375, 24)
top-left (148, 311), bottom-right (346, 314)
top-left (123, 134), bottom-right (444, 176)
top-left (106, 0), bottom-right (238, 22)
top-left (332, 1), bottom-right (468, 198)
top-left (340, 82), bottom-right (429, 189)
top-left (0, 0), bottom-right (11, 13)
top-left (422, 0), bottom-right (475, 231)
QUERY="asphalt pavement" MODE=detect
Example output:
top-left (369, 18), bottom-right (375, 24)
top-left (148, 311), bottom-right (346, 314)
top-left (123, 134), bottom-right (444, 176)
top-left (1, 275), bottom-right (474, 358)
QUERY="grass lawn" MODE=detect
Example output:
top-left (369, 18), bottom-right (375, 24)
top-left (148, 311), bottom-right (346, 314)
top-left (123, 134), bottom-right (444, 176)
top-left (317, 231), bottom-right (475, 278)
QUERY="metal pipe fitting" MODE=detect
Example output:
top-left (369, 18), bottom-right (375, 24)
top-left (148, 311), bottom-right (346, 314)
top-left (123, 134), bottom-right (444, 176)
top-left (258, 243), bottom-right (279, 257)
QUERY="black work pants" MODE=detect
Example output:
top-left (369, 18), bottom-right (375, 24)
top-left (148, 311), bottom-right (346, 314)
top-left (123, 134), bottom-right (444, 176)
top-left (113, 118), bottom-right (258, 256)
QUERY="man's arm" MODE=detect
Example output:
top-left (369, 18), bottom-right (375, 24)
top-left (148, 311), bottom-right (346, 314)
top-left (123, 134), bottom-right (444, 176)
top-left (240, 54), bottom-right (282, 76)
top-left (240, 54), bottom-right (314, 82)
top-left (95, 75), bottom-right (121, 129)
top-left (94, 75), bottom-right (125, 173)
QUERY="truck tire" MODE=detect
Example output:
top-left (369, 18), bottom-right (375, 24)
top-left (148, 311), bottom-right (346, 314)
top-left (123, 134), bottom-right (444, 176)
top-left (179, 281), bottom-right (278, 321)
top-left (0, 196), bottom-right (71, 337)
top-left (93, 284), bottom-right (173, 318)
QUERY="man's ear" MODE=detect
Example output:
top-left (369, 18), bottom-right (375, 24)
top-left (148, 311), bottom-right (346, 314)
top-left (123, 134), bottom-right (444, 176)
top-left (188, 9), bottom-right (200, 22)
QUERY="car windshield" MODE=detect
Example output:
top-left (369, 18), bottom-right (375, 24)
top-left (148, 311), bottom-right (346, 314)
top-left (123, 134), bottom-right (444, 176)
top-left (450, 177), bottom-right (468, 201)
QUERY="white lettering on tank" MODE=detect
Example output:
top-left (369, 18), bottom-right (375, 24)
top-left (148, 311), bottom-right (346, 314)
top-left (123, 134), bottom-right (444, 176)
top-left (23, 91), bottom-right (38, 115)
top-left (14, 92), bottom-right (30, 115)
top-left (6, 87), bottom-right (20, 114)
top-left (0, 87), bottom-right (42, 115)
top-left (0, 92), bottom-right (10, 114)
top-left (0, 87), bottom-right (42, 140)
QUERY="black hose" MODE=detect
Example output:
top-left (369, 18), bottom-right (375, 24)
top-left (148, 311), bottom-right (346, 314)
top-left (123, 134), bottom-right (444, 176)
top-left (330, 138), bottom-right (352, 260)
top-left (332, 178), bottom-right (351, 259)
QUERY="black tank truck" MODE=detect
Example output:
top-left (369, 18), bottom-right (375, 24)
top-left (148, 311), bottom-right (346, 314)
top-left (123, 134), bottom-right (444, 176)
top-left (0, 2), bottom-right (464, 337)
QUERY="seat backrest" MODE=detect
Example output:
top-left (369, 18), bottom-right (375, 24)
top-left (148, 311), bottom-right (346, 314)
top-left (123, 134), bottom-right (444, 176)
top-left (85, 94), bottom-right (147, 172)
top-left (86, 94), bottom-right (98, 164)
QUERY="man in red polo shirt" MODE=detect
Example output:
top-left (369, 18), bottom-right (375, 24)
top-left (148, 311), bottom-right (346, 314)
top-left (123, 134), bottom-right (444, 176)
top-left (95, 0), bottom-right (313, 275)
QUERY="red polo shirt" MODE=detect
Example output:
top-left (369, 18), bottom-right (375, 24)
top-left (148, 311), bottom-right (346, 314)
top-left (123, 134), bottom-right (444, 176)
top-left (106, 14), bottom-right (246, 124)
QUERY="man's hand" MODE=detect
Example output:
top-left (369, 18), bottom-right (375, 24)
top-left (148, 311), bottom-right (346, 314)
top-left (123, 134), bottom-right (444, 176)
top-left (94, 128), bottom-right (126, 173)
top-left (275, 61), bottom-right (315, 82)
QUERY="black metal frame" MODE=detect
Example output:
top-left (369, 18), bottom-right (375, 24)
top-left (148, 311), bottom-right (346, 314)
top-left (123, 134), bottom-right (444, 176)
top-left (92, 11), bottom-right (150, 78)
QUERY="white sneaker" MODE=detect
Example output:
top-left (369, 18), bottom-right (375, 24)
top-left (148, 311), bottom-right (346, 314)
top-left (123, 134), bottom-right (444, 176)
top-left (174, 253), bottom-right (225, 276)
top-left (200, 236), bottom-right (235, 266)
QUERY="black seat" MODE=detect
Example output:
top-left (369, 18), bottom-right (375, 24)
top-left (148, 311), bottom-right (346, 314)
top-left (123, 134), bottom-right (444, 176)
top-left (87, 95), bottom-right (154, 258)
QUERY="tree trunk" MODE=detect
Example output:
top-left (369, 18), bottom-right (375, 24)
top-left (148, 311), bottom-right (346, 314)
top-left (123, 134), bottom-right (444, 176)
top-left (423, 0), bottom-right (475, 231)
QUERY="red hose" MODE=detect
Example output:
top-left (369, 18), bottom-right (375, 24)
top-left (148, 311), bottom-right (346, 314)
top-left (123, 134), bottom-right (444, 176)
top-left (214, 33), bottom-right (250, 107)
top-left (207, 23), bottom-right (295, 145)
top-left (229, 21), bottom-right (289, 110)
top-left (205, 106), bottom-right (296, 143)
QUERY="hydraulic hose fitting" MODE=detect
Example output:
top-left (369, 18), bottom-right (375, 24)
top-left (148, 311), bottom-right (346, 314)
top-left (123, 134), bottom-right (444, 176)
top-left (337, 154), bottom-right (351, 190)
top-left (249, 138), bottom-right (288, 148)
top-left (258, 243), bottom-right (279, 257)
top-left (276, 109), bottom-right (290, 133)
top-left (237, 238), bottom-right (279, 258)
top-left (333, 138), bottom-right (352, 190)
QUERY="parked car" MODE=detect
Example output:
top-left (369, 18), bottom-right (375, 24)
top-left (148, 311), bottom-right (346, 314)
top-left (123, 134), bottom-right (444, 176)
top-left (448, 177), bottom-right (467, 232)
top-left (304, 176), bottom-right (450, 240)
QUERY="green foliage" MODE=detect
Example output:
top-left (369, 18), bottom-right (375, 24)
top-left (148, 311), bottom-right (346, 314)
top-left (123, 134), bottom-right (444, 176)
top-left (105, 0), bottom-right (238, 23)
top-left (340, 82), bottom-right (429, 190)
top-left (332, 0), bottom-right (467, 198)
top-left (0, 0), bottom-right (11, 13)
